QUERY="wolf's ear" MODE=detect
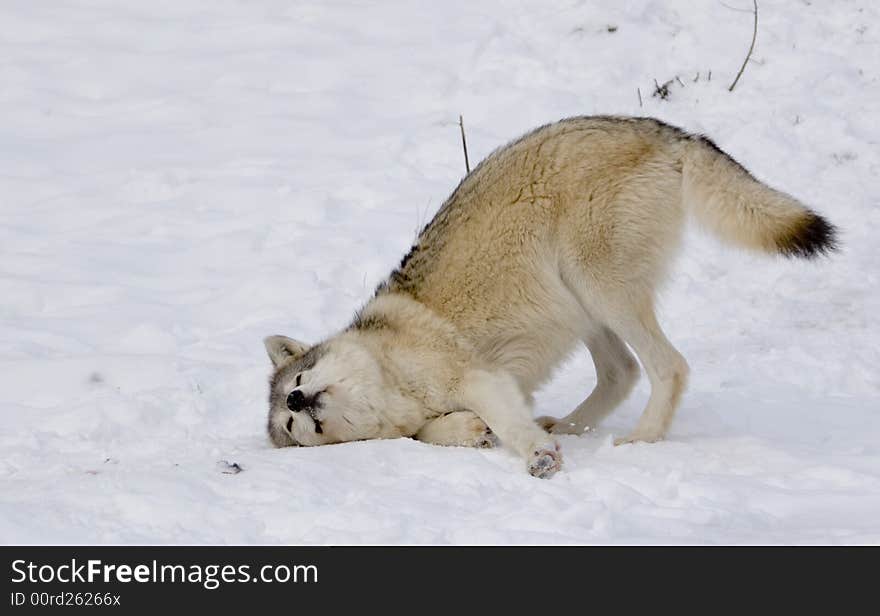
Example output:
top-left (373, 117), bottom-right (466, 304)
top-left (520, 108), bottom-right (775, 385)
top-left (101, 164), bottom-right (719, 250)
top-left (264, 335), bottom-right (310, 367)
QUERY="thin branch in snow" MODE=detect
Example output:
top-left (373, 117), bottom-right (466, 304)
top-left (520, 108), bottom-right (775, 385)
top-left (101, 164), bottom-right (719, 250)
top-left (637, 87), bottom-right (643, 107)
top-left (458, 114), bottom-right (470, 174)
top-left (728, 0), bottom-right (758, 92)
top-left (719, 1), bottom-right (754, 13)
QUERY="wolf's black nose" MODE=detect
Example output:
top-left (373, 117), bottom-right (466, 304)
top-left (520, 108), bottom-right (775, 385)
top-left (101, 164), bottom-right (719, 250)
top-left (287, 389), bottom-right (306, 412)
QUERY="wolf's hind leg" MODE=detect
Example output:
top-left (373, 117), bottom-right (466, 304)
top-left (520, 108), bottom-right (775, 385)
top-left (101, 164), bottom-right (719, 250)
top-left (537, 327), bottom-right (640, 435)
top-left (605, 297), bottom-right (689, 445)
top-left (414, 411), bottom-right (497, 448)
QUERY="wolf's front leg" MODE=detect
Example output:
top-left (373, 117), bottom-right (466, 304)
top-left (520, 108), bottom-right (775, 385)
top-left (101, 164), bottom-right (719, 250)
top-left (414, 411), bottom-right (497, 448)
top-left (457, 369), bottom-right (562, 478)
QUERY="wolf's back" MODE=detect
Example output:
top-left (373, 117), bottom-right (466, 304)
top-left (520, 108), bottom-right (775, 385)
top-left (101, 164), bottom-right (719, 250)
top-left (680, 135), bottom-right (836, 258)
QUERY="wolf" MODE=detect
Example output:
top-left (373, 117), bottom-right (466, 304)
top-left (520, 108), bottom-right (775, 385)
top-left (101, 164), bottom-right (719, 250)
top-left (264, 116), bottom-right (836, 478)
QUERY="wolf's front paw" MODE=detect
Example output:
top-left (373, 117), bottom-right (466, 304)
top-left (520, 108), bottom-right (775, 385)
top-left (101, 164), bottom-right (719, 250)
top-left (462, 414), bottom-right (497, 448)
top-left (527, 441), bottom-right (562, 478)
top-left (475, 427), bottom-right (498, 448)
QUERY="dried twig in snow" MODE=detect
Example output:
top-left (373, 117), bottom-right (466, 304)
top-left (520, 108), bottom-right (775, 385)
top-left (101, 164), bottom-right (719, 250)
top-left (728, 0), bottom-right (758, 92)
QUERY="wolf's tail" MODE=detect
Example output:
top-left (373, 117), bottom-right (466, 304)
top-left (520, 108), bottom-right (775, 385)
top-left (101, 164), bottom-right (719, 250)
top-left (680, 136), bottom-right (837, 258)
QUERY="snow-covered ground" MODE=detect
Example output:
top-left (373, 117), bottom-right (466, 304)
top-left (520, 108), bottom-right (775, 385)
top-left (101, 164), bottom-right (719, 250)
top-left (1, 0), bottom-right (878, 544)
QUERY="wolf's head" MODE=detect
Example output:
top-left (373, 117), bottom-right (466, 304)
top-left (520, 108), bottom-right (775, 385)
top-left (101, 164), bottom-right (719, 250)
top-left (264, 334), bottom-right (391, 447)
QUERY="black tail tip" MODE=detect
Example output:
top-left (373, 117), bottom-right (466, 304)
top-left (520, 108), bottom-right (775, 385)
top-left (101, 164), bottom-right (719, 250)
top-left (778, 212), bottom-right (839, 259)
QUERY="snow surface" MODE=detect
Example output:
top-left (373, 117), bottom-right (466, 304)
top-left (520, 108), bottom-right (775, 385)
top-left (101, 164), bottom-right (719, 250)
top-left (1, 0), bottom-right (879, 544)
